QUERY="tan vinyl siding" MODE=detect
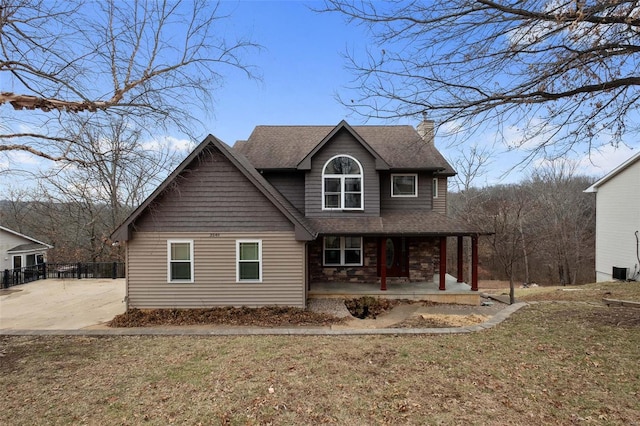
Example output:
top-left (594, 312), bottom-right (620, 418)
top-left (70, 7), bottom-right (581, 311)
top-left (134, 146), bottom-right (293, 232)
top-left (305, 128), bottom-right (380, 217)
top-left (126, 231), bottom-right (306, 308)
top-left (379, 171), bottom-right (435, 211)
top-left (433, 177), bottom-right (447, 214)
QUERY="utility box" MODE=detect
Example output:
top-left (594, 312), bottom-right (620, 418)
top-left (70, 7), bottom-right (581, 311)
top-left (612, 266), bottom-right (628, 281)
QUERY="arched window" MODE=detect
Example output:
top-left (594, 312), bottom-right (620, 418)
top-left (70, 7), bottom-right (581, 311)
top-left (322, 155), bottom-right (363, 210)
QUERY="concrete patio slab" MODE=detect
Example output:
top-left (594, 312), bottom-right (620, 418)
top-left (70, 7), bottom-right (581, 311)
top-left (309, 274), bottom-right (481, 305)
top-left (0, 278), bottom-right (125, 330)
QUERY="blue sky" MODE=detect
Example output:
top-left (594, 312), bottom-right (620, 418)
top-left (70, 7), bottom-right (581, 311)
top-left (207, 0), bottom-right (402, 143)
top-left (201, 1), bottom-right (640, 184)
top-left (2, 0), bottom-right (638, 189)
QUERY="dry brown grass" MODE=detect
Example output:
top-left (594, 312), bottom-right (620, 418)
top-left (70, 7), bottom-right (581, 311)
top-left (2, 290), bottom-right (639, 424)
top-left (484, 280), bottom-right (640, 304)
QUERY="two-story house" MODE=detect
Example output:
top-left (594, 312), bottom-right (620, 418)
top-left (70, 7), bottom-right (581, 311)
top-left (112, 121), bottom-right (483, 309)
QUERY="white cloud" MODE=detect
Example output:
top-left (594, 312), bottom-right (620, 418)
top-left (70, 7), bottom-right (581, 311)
top-left (0, 150), bottom-right (46, 174)
top-left (575, 144), bottom-right (638, 178)
top-left (142, 136), bottom-right (194, 152)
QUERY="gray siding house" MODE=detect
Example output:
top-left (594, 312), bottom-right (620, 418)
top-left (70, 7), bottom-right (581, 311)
top-left (113, 120), bottom-right (483, 309)
top-left (1, 225), bottom-right (51, 272)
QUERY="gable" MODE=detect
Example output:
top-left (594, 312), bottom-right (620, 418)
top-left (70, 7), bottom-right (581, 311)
top-left (585, 151), bottom-right (640, 192)
top-left (0, 226), bottom-right (51, 250)
top-left (132, 145), bottom-right (295, 233)
top-left (297, 121), bottom-right (389, 171)
top-left (113, 136), bottom-right (315, 242)
top-left (304, 127), bottom-right (381, 217)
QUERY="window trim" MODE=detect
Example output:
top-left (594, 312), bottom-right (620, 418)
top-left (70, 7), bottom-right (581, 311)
top-left (236, 239), bottom-right (263, 283)
top-left (322, 154), bottom-right (364, 211)
top-left (323, 236), bottom-right (363, 266)
top-left (167, 239), bottom-right (194, 283)
top-left (391, 173), bottom-right (418, 198)
top-left (432, 177), bottom-right (439, 199)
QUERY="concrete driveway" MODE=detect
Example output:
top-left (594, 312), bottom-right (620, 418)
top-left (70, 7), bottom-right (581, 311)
top-left (0, 278), bottom-right (125, 330)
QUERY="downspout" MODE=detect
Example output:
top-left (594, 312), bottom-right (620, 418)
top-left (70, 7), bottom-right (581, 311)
top-left (633, 231), bottom-right (640, 281)
top-left (124, 240), bottom-right (130, 311)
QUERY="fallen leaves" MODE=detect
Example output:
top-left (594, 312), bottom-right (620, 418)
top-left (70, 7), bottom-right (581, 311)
top-left (108, 306), bottom-right (344, 327)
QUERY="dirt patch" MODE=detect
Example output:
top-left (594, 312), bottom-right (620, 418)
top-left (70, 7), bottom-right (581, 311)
top-left (391, 313), bottom-right (490, 328)
top-left (109, 306), bottom-right (345, 328)
top-left (344, 296), bottom-right (399, 319)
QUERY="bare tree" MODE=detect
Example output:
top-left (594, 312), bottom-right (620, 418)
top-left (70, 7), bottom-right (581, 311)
top-left (35, 117), bottom-right (182, 261)
top-left (479, 185), bottom-right (538, 304)
top-left (525, 161), bottom-right (596, 285)
top-left (1, 0), bottom-right (258, 162)
top-left (449, 163), bottom-right (596, 288)
top-left (323, 0), bottom-right (640, 157)
top-left (452, 144), bottom-right (494, 193)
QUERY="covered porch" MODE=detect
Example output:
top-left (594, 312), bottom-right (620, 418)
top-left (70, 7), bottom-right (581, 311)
top-left (305, 211), bottom-right (485, 305)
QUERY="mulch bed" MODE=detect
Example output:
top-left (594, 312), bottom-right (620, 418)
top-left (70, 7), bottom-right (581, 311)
top-left (109, 306), bottom-right (345, 328)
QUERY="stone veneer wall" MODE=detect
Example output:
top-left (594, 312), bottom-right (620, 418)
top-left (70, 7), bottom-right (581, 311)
top-left (309, 236), bottom-right (440, 284)
top-left (407, 237), bottom-right (438, 282)
top-left (308, 237), bottom-right (379, 283)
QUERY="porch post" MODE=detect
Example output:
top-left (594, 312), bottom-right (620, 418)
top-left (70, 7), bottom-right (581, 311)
top-left (439, 236), bottom-right (446, 291)
top-left (380, 237), bottom-right (387, 291)
top-left (457, 236), bottom-right (464, 283)
top-left (471, 235), bottom-right (479, 291)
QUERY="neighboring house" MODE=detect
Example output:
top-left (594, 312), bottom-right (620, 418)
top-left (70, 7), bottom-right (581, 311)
top-left (112, 120), bottom-right (484, 309)
top-left (585, 151), bottom-right (640, 282)
top-left (0, 225), bottom-right (52, 271)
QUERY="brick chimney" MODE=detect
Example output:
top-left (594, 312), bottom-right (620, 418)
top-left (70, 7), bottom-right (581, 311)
top-left (416, 114), bottom-right (435, 144)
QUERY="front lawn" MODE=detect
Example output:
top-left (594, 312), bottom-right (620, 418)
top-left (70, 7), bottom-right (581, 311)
top-left (1, 292), bottom-right (638, 424)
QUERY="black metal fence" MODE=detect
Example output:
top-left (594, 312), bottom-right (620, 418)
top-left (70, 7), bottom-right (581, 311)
top-left (1, 262), bottom-right (125, 289)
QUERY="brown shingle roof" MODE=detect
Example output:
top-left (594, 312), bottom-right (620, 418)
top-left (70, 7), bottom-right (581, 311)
top-left (235, 122), bottom-right (455, 173)
top-left (307, 210), bottom-right (486, 236)
top-left (8, 243), bottom-right (50, 253)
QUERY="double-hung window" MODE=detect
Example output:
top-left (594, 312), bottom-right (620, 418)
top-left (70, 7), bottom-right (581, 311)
top-left (322, 155), bottom-right (363, 210)
top-left (237, 240), bottom-right (262, 282)
top-left (168, 240), bottom-right (194, 283)
top-left (391, 174), bottom-right (418, 197)
top-left (323, 236), bottom-right (363, 266)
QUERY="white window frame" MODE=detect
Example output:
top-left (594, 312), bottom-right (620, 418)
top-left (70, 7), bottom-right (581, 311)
top-left (391, 173), bottom-right (418, 197)
top-left (167, 240), bottom-right (194, 283)
top-left (323, 236), bottom-right (363, 266)
top-left (322, 155), bottom-right (364, 211)
top-left (432, 177), bottom-right (439, 199)
top-left (236, 240), bottom-right (263, 283)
